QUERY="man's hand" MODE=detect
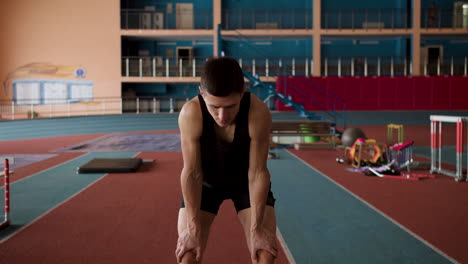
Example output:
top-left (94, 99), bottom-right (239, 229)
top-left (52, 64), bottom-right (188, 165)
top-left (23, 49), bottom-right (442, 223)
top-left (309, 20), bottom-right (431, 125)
top-left (250, 226), bottom-right (278, 263)
top-left (175, 228), bottom-right (203, 263)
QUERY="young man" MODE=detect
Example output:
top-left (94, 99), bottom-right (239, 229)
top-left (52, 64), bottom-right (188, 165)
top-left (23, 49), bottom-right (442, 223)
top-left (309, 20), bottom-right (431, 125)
top-left (176, 57), bottom-right (278, 264)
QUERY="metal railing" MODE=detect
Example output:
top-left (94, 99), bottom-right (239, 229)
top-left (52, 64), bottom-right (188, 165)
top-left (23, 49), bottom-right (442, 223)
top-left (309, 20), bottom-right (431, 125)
top-left (322, 56), bottom-right (411, 77)
top-left (122, 55), bottom-right (468, 78)
top-left (322, 8), bottom-right (410, 29)
top-left (0, 96), bottom-right (191, 120)
top-left (121, 8), bottom-right (213, 30)
top-left (231, 56), bottom-right (313, 77)
top-left (222, 8), bottom-right (313, 30)
top-left (421, 7), bottom-right (468, 29)
top-left (121, 7), bottom-right (468, 30)
top-left (121, 56), bottom-right (314, 77)
top-left (421, 56), bottom-right (468, 76)
top-left (122, 56), bottom-right (210, 78)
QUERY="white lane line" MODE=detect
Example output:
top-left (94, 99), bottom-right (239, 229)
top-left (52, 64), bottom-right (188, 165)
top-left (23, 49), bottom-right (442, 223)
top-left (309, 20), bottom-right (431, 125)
top-left (286, 150), bottom-right (460, 264)
top-left (277, 227), bottom-right (297, 264)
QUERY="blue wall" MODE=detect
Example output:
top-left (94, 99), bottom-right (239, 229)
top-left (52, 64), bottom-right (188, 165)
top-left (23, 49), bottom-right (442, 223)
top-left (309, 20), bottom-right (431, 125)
top-left (422, 39), bottom-right (468, 57)
top-left (222, 0), bottom-right (312, 9)
top-left (122, 39), bottom-right (213, 58)
top-left (222, 38), bottom-right (313, 58)
top-left (122, 82), bottom-right (272, 102)
top-left (421, 0), bottom-right (458, 9)
top-left (321, 38), bottom-right (409, 58)
top-left (155, 40), bottom-right (213, 58)
top-left (322, 0), bottom-right (408, 9)
top-left (420, 0), bottom-right (460, 28)
top-left (122, 0), bottom-right (212, 9)
top-left (123, 83), bottom-right (197, 97)
top-left (121, 0), bottom-right (213, 29)
top-left (123, 0), bottom-right (461, 11)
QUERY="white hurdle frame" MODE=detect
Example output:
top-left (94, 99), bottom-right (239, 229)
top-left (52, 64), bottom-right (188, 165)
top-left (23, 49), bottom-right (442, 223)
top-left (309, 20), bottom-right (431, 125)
top-left (430, 115), bottom-right (468, 182)
top-left (0, 159), bottom-right (11, 229)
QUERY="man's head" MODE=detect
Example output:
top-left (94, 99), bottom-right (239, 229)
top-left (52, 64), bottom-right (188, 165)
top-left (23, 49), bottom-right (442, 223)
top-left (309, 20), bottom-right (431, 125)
top-left (200, 57), bottom-right (245, 96)
top-left (199, 57), bottom-right (245, 127)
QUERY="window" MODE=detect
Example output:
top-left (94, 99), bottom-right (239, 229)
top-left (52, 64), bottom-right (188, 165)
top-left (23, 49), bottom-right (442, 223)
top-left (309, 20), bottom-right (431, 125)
top-left (14, 82), bottom-right (40, 105)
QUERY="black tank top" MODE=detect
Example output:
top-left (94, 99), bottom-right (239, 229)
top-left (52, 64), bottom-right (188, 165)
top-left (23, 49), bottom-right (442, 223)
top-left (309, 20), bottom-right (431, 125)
top-left (198, 92), bottom-right (251, 192)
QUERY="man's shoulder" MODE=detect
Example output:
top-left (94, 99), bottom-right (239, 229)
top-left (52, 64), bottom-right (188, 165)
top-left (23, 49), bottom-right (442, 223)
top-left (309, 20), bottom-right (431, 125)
top-left (180, 97), bottom-right (202, 120)
top-left (179, 97), bottom-right (203, 130)
top-left (248, 93), bottom-right (270, 119)
top-left (179, 97), bottom-right (203, 137)
top-left (247, 93), bottom-right (271, 139)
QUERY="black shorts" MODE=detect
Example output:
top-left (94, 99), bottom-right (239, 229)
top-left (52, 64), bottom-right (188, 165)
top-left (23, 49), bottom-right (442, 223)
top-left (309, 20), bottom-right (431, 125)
top-left (180, 184), bottom-right (276, 215)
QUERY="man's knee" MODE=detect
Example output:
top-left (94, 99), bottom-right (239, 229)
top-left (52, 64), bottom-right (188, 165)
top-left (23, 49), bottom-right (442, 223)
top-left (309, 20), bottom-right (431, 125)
top-left (179, 251), bottom-right (199, 264)
top-left (256, 249), bottom-right (275, 264)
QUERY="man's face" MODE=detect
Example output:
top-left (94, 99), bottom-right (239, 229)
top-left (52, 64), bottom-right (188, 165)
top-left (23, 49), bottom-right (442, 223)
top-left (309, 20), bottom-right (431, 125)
top-left (200, 88), bottom-right (243, 128)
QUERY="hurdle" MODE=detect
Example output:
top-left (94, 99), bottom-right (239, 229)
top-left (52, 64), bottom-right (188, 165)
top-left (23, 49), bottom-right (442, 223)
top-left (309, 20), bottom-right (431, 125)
top-left (430, 115), bottom-right (468, 182)
top-left (387, 124), bottom-right (404, 144)
top-left (0, 158), bottom-right (11, 230)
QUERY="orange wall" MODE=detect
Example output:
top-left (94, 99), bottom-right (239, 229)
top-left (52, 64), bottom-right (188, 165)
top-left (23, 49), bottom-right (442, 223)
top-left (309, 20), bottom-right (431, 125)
top-left (0, 0), bottom-right (121, 100)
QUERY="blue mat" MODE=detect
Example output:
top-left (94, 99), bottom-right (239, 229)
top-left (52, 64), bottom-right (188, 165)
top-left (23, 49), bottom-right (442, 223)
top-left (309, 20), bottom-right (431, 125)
top-left (269, 149), bottom-right (452, 264)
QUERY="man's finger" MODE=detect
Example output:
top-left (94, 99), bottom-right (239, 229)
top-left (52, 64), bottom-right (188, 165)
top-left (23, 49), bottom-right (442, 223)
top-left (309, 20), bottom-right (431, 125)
top-left (252, 248), bottom-right (259, 262)
top-left (266, 246), bottom-right (278, 257)
top-left (195, 248), bottom-right (202, 262)
top-left (176, 250), bottom-right (182, 263)
top-left (176, 247), bottom-right (187, 263)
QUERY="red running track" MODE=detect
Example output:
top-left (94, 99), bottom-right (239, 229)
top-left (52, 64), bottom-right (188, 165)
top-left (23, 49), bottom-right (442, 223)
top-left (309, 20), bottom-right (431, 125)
top-left (0, 135), bottom-right (290, 264)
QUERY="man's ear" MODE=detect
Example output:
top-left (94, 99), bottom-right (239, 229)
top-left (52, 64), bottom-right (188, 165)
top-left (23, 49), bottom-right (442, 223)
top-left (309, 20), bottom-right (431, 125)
top-left (198, 86), bottom-right (204, 95)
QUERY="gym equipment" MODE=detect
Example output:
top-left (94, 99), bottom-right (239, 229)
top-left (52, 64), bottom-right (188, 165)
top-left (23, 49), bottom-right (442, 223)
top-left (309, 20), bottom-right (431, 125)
top-left (387, 124), bottom-right (404, 144)
top-left (271, 120), bottom-right (336, 149)
top-left (1, 159), bottom-right (11, 230)
top-left (347, 138), bottom-right (386, 168)
top-left (430, 115), bottom-right (468, 182)
top-left (77, 158), bottom-right (143, 173)
top-left (341, 128), bottom-right (366, 147)
top-left (367, 167), bottom-right (435, 181)
top-left (388, 141), bottom-right (414, 171)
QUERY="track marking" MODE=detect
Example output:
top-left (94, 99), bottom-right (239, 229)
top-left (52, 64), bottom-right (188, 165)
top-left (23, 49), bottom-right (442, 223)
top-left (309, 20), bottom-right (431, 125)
top-left (286, 150), bottom-right (460, 264)
top-left (0, 152), bottom-right (141, 244)
top-left (276, 227), bottom-right (296, 264)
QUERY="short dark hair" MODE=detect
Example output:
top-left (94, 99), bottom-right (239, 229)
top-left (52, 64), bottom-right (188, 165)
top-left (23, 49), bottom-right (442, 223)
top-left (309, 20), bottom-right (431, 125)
top-left (200, 57), bottom-right (245, 97)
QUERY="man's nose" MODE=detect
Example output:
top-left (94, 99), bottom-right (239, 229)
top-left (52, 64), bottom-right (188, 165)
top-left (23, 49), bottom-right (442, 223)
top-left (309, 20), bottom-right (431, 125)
top-left (218, 108), bottom-right (226, 120)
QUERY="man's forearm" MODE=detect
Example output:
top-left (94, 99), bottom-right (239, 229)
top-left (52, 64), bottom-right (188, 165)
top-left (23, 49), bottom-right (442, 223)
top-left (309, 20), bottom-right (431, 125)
top-left (248, 169), bottom-right (271, 229)
top-left (181, 167), bottom-right (203, 229)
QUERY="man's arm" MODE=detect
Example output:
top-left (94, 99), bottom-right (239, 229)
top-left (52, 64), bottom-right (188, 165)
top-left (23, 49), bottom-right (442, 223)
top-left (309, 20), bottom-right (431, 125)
top-left (177, 100), bottom-right (204, 261)
top-left (247, 95), bottom-right (276, 260)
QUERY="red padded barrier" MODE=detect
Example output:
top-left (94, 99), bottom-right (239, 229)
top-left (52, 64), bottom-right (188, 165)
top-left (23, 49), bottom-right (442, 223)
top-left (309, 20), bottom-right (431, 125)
top-left (275, 76), bottom-right (468, 111)
top-left (378, 77), bottom-right (397, 110)
top-left (394, 77), bottom-right (414, 110)
top-left (413, 77), bottom-right (432, 109)
top-left (431, 76), bottom-right (451, 110)
top-left (451, 76), bottom-right (468, 110)
top-left (360, 77), bottom-right (380, 110)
